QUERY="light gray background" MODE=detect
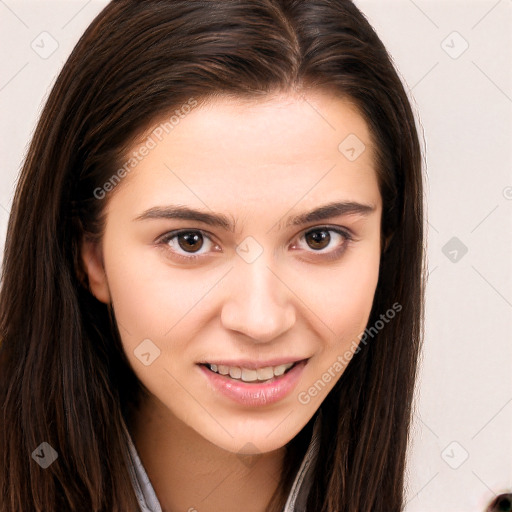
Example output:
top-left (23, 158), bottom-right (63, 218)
top-left (0, 1), bottom-right (511, 511)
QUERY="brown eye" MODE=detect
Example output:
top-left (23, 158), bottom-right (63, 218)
top-left (159, 229), bottom-right (218, 262)
top-left (304, 229), bottom-right (332, 251)
top-left (177, 231), bottom-right (204, 253)
top-left (292, 226), bottom-right (353, 262)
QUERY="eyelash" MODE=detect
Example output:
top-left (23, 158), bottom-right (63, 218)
top-left (157, 226), bottom-right (354, 263)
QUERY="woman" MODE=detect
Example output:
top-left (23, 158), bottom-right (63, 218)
top-left (0, 1), bottom-right (425, 511)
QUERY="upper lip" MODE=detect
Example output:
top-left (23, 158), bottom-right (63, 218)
top-left (198, 357), bottom-right (308, 370)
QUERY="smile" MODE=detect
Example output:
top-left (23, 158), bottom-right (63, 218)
top-left (198, 359), bottom-right (309, 407)
top-left (204, 362), bottom-right (296, 383)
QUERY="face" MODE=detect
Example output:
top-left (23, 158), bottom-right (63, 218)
top-left (82, 90), bottom-right (382, 455)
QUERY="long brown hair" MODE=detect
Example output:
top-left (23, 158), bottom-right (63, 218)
top-left (0, 1), bottom-right (425, 510)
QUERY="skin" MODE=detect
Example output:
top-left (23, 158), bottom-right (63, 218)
top-left (82, 89), bottom-right (383, 512)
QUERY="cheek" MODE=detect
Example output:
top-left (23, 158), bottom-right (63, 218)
top-left (103, 247), bottom-right (202, 390)
top-left (336, 256), bottom-right (380, 331)
top-left (104, 243), bottom-right (202, 339)
top-left (298, 246), bottom-right (380, 346)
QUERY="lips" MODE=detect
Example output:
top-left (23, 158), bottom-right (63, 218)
top-left (197, 356), bottom-right (307, 371)
top-left (198, 359), bottom-right (308, 407)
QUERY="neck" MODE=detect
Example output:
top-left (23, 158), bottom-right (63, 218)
top-left (129, 395), bottom-right (287, 512)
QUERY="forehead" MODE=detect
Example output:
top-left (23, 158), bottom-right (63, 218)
top-left (112, 90), bottom-right (381, 221)
top-left (154, 90), bottom-right (375, 166)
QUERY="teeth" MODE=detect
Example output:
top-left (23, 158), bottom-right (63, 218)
top-left (229, 367), bottom-right (242, 379)
top-left (207, 362), bottom-right (295, 382)
top-left (257, 367), bottom-right (274, 380)
top-left (241, 369), bottom-right (258, 381)
top-left (273, 364), bottom-right (289, 376)
top-left (218, 365), bottom-right (229, 375)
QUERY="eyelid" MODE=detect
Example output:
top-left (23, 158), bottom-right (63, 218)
top-left (156, 228), bottom-right (218, 262)
top-left (157, 228), bottom-right (215, 244)
top-left (292, 225), bottom-right (354, 261)
top-left (303, 224), bottom-right (355, 240)
top-left (157, 225), bottom-right (355, 262)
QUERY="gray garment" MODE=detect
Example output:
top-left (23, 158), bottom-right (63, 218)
top-left (122, 413), bottom-right (321, 512)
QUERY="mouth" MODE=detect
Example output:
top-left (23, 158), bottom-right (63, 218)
top-left (198, 358), bottom-right (309, 407)
top-left (199, 360), bottom-right (306, 384)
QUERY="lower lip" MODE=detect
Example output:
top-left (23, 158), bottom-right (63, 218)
top-left (198, 360), bottom-right (307, 407)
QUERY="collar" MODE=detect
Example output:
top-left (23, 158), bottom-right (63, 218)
top-left (282, 410), bottom-right (322, 512)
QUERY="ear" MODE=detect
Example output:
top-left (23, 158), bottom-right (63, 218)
top-left (80, 238), bottom-right (111, 304)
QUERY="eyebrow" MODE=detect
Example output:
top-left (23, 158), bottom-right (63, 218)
top-left (133, 201), bottom-right (376, 232)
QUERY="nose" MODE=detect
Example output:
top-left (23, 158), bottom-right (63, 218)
top-left (220, 253), bottom-right (296, 343)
